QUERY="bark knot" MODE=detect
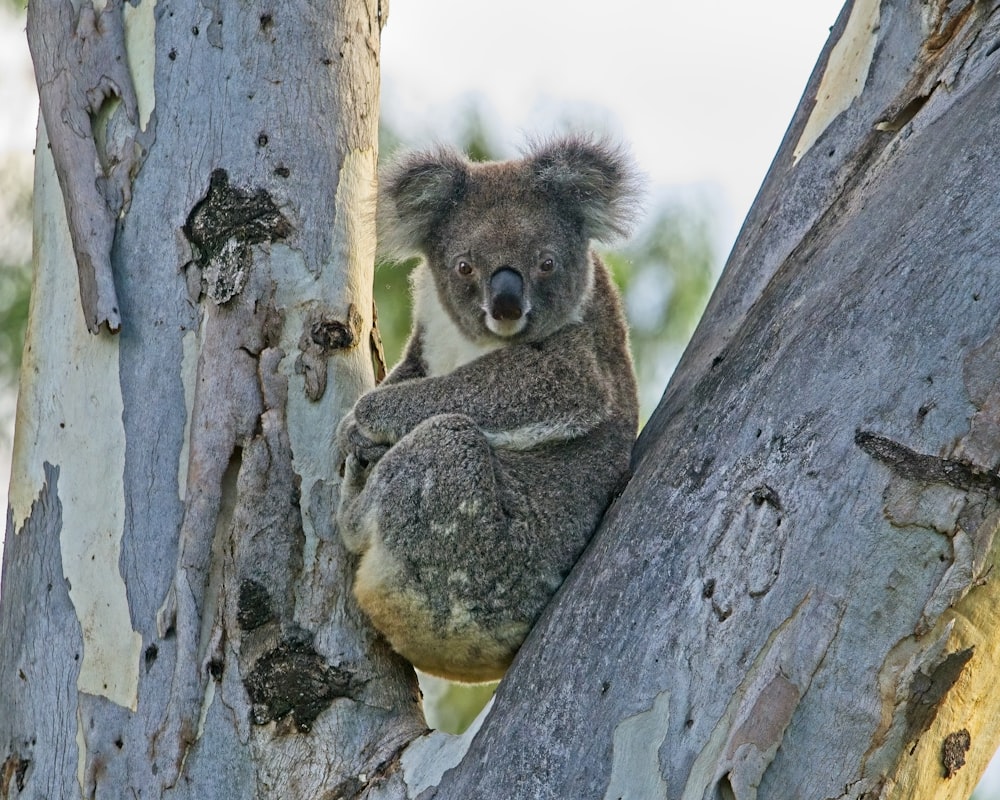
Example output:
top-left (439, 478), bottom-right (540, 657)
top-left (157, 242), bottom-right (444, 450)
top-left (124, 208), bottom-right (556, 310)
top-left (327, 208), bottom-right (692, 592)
top-left (941, 728), bottom-right (971, 778)
top-left (751, 483), bottom-right (782, 510)
top-left (295, 304), bottom-right (365, 401)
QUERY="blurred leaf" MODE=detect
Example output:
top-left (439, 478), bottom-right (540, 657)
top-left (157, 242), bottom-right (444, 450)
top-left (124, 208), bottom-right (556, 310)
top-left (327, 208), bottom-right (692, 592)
top-left (0, 262), bottom-right (30, 383)
top-left (418, 673), bottom-right (497, 734)
top-left (457, 103), bottom-right (500, 163)
top-left (614, 199), bottom-right (717, 417)
top-left (0, 152), bottom-right (32, 389)
top-left (372, 257), bottom-right (418, 368)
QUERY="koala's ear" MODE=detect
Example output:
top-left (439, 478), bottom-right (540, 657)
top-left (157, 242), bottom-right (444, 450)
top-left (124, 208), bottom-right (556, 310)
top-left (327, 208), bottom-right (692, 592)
top-left (527, 136), bottom-right (641, 242)
top-left (378, 148), bottom-right (469, 258)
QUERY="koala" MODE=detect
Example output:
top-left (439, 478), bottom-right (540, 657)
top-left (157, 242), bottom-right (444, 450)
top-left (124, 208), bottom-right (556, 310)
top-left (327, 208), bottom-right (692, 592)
top-left (336, 136), bottom-right (640, 683)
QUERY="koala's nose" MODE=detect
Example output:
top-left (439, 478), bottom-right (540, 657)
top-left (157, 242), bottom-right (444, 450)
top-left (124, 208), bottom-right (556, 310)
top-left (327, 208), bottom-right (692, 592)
top-left (488, 268), bottom-right (524, 321)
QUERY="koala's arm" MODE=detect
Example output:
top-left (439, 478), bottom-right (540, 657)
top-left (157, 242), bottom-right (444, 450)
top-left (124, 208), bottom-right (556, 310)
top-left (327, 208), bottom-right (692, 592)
top-left (353, 332), bottom-right (614, 449)
top-left (336, 327), bottom-right (429, 470)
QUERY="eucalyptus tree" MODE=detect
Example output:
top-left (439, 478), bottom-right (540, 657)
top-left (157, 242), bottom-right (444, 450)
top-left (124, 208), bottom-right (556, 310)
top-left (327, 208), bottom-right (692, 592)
top-left (3, 1), bottom-right (1000, 799)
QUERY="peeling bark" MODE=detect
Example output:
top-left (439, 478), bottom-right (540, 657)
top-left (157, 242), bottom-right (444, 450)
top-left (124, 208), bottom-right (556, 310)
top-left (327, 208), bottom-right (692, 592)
top-left (26, 0), bottom-right (147, 334)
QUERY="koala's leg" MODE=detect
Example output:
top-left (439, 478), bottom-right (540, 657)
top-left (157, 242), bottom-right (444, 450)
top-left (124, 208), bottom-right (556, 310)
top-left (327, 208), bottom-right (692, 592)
top-left (344, 413), bottom-right (530, 682)
top-left (335, 408), bottom-right (392, 552)
top-left (340, 413), bottom-right (498, 552)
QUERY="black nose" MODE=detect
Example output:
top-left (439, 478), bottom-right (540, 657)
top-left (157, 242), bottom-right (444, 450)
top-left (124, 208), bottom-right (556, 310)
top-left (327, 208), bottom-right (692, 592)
top-left (489, 268), bottom-right (524, 321)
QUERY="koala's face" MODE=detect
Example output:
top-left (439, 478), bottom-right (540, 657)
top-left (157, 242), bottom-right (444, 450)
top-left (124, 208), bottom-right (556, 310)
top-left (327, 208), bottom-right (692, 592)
top-left (425, 168), bottom-right (593, 343)
top-left (379, 136), bottom-right (638, 344)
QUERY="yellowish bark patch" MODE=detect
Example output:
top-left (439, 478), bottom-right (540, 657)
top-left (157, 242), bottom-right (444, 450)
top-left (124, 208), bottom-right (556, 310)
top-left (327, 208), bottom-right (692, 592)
top-left (793, 0), bottom-right (881, 163)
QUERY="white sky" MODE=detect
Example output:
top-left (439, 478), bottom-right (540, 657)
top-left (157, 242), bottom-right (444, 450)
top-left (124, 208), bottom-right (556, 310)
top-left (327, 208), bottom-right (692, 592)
top-left (0, 8), bottom-right (34, 155)
top-left (2, 2), bottom-right (1000, 792)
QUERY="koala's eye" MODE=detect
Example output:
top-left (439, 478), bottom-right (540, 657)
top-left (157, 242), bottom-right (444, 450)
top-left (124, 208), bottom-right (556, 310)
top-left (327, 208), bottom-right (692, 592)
top-left (539, 256), bottom-right (556, 273)
top-left (456, 259), bottom-right (474, 276)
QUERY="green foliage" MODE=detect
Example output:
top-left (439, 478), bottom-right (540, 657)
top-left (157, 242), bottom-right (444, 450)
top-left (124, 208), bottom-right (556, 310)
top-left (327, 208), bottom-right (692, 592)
top-left (0, 262), bottom-right (30, 383)
top-left (0, 154), bottom-right (32, 390)
top-left (372, 257), bottom-right (418, 368)
top-left (419, 673), bottom-right (497, 734)
top-left (604, 197), bottom-right (716, 417)
top-left (455, 103), bottom-right (501, 164)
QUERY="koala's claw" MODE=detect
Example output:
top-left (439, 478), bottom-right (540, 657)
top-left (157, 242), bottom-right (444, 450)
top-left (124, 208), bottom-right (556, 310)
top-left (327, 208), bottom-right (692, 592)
top-left (353, 439), bottom-right (390, 469)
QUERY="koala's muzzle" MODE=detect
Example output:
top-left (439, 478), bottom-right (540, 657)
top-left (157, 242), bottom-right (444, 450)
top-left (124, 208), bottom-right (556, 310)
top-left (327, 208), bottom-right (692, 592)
top-left (488, 268), bottom-right (524, 321)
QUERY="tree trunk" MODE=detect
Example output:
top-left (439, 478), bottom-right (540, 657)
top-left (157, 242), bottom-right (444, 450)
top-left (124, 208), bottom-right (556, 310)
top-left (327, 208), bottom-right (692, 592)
top-left (426, 1), bottom-right (1000, 798)
top-left (2, 1), bottom-right (427, 797)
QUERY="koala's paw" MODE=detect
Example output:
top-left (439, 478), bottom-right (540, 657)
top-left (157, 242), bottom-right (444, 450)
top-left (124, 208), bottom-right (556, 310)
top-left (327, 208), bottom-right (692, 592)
top-left (337, 409), bottom-right (390, 470)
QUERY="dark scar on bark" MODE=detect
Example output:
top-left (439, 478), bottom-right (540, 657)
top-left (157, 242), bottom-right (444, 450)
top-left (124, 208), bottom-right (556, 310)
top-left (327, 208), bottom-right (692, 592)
top-left (244, 636), bottom-right (357, 732)
top-left (941, 728), bottom-right (971, 779)
top-left (236, 579), bottom-right (273, 632)
top-left (182, 169), bottom-right (293, 304)
top-left (903, 647), bottom-right (974, 749)
top-left (184, 168), bottom-right (292, 267)
top-left (855, 431), bottom-right (1000, 498)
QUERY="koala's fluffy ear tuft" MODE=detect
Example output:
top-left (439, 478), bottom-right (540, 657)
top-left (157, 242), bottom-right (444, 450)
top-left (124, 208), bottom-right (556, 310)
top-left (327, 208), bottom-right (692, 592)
top-left (378, 148), bottom-right (469, 258)
top-left (527, 135), bottom-right (642, 243)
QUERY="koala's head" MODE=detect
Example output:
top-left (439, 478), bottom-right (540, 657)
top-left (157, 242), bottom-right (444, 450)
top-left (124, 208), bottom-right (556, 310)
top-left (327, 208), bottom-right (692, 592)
top-left (378, 136), bottom-right (640, 343)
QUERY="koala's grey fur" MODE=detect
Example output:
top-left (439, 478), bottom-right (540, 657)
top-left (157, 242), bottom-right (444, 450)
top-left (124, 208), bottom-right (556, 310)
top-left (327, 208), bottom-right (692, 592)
top-left (336, 136), bottom-right (640, 682)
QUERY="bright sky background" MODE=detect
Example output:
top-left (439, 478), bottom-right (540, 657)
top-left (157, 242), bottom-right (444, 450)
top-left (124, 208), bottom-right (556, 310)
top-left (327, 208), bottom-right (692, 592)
top-left (2, 2), bottom-right (1000, 792)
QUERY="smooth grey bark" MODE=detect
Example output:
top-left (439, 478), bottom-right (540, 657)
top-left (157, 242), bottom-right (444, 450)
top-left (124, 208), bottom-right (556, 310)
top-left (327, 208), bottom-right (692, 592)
top-left (432, 1), bottom-right (1000, 799)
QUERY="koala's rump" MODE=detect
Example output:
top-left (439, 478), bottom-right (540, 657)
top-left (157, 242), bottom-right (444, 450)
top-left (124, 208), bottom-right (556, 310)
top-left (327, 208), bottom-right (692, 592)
top-left (355, 536), bottom-right (529, 682)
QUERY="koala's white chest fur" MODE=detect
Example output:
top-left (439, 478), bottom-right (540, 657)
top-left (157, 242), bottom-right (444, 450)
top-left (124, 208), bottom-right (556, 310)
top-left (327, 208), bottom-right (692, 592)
top-left (410, 264), bottom-right (504, 377)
